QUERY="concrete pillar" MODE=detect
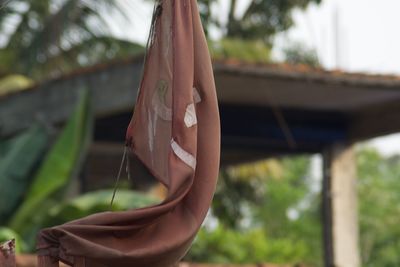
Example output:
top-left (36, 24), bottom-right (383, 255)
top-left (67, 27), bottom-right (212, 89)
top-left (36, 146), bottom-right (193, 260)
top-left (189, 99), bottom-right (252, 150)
top-left (322, 143), bottom-right (360, 267)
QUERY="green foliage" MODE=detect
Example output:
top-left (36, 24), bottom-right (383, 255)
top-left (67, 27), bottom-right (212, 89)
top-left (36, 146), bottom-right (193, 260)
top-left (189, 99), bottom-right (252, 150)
top-left (191, 156), bottom-right (322, 266)
top-left (209, 38), bottom-right (271, 63)
top-left (254, 156), bottom-right (322, 266)
top-left (0, 125), bottom-right (49, 222)
top-left (283, 42), bottom-right (320, 67)
top-left (199, 0), bottom-right (321, 44)
top-left (212, 159), bottom-right (281, 228)
top-left (190, 147), bottom-right (400, 266)
top-left (199, 0), bottom-right (322, 65)
top-left (41, 189), bottom-right (160, 232)
top-left (188, 225), bottom-right (311, 265)
top-left (9, 90), bottom-right (92, 248)
top-left (0, 0), bottom-right (144, 80)
top-left (188, 226), bottom-right (268, 264)
top-left (357, 148), bottom-right (400, 267)
top-left (0, 227), bottom-right (25, 253)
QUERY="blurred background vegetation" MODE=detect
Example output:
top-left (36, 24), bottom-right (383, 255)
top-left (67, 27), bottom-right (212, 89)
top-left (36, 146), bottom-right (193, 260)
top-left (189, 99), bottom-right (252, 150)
top-left (185, 149), bottom-right (400, 266)
top-left (0, 1), bottom-right (399, 267)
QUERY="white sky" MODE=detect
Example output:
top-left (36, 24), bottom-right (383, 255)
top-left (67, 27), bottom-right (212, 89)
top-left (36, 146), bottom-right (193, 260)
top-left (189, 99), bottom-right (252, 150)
top-left (118, 0), bottom-right (400, 157)
top-left (274, 0), bottom-right (400, 74)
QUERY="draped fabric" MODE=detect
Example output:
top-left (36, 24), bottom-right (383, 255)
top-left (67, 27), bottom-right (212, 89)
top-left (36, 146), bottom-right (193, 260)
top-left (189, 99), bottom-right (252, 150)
top-left (36, 0), bottom-right (220, 266)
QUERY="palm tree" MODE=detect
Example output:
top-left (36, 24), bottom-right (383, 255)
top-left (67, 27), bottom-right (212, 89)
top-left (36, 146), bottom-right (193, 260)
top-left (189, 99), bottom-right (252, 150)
top-left (0, 0), bottom-right (143, 80)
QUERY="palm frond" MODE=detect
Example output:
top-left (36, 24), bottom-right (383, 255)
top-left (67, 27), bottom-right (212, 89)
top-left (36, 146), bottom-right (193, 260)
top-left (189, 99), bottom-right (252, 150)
top-left (5, 1), bottom-right (51, 49)
top-left (1, 0), bottom-right (136, 79)
top-left (30, 36), bottom-right (144, 78)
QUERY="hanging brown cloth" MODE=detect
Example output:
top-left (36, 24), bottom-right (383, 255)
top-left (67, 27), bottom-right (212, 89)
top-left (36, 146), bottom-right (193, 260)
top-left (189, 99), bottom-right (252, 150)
top-left (36, 0), bottom-right (220, 266)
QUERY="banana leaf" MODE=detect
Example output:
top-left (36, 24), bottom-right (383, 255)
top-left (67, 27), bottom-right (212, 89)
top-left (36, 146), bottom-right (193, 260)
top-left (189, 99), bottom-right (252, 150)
top-left (9, 89), bottom-right (92, 249)
top-left (0, 139), bottom-right (11, 157)
top-left (0, 126), bottom-right (49, 223)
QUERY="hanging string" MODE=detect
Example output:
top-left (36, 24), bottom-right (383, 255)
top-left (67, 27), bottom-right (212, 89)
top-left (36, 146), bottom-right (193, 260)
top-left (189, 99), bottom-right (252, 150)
top-left (110, 146), bottom-right (128, 207)
top-left (270, 105), bottom-right (297, 149)
top-left (265, 92), bottom-right (297, 149)
top-left (126, 147), bottom-right (131, 181)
